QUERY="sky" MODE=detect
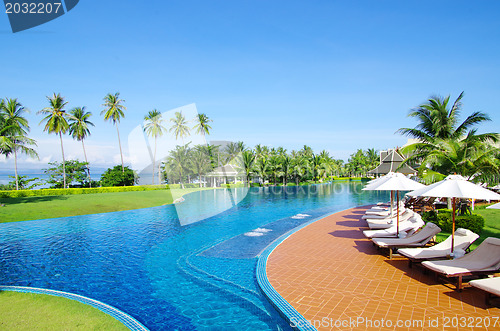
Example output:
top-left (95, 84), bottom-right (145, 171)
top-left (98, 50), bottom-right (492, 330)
top-left (1, 0), bottom-right (500, 175)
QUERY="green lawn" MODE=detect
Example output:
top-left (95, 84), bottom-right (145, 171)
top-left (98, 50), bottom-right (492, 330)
top-left (434, 204), bottom-right (500, 249)
top-left (0, 291), bottom-right (128, 330)
top-left (0, 187), bottom-right (213, 223)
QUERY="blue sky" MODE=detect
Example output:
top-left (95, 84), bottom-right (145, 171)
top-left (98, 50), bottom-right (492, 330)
top-left (1, 0), bottom-right (499, 173)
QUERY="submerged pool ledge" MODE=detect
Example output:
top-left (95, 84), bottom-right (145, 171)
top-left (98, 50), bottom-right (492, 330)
top-left (256, 208), bottom-right (361, 331)
top-left (0, 285), bottom-right (148, 331)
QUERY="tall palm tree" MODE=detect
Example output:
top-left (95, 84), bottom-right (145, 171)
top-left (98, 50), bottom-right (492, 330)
top-left (398, 92), bottom-right (494, 142)
top-left (69, 106), bottom-right (94, 187)
top-left (38, 93), bottom-right (70, 188)
top-left (101, 92), bottom-right (126, 173)
top-left (253, 157), bottom-right (269, 186)
top-left (143, 110), bottom-right (167, 185)
top-left (166, 144), bottom-right (190, 188)
top-left (280, 154), bottom-right (292, 186)
top-left (189, 145), bottom-right (212, 187)
top-left (240, 150), bottom-right (255, 185)
top-left (193, 113), bottom-right (212, 139)
top-left (170, 111), bottom-right (190, 145)
top-left (1, 98), bottom-right (38, 190)
top-left (399, 92), bottom-right (499, 183)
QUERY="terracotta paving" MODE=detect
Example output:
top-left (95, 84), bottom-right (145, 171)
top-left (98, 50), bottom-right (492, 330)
top-left (267, 206), bottom-right (500, 330)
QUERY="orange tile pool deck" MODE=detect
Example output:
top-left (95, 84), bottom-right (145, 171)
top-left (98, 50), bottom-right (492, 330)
top-left (266, 206), bottom-right (500, 330)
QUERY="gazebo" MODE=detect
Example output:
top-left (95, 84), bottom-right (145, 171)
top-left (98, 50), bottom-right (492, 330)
top-left (368, 149), bottom-right (417, 176)
top-left (206, 164), bottom-right (243, 187)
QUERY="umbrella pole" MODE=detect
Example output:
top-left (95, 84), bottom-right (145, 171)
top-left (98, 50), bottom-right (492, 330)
top-left (451, 197), bottom-right (456, 254)
top-left (396, 190), bottom-right (400, 235)
top-left (390, 191), bottom-right (394, 218)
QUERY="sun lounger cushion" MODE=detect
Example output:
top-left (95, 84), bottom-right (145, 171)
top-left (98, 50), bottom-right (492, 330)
top-left (363, 214), bottom-right (424, 238)
top-left (470, 277), bottom-right (500, 297)
top-left (398, 228), bottom-right (479, 260)
top-left (422, 237), bottom-right (500, 276)
top-left (372, 222), bottom-right (440, 248)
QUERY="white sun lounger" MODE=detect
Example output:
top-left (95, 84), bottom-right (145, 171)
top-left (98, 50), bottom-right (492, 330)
top-left (470, 277), bottom-right (500, 306)
top-left (372, 222), bottom-right (441, 259)
top-left (422, 237), bottom-right (500, 290)
top-left (366, 210), bottom-right (415, 229)
top-left (398, 228), bottom-right (479, 267)
top-left (363, 213), bottom-right (424, 238)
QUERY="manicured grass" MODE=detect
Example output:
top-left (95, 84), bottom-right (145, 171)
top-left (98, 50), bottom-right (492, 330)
top-left (0, 187), bottom-right (213, 223)
top-left (434, 203), bottom-right (500, 249)
top-left (0, 291), bottom-right (127, 330)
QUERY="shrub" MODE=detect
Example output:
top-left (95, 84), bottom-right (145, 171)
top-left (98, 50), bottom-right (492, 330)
top-left (100, 166), bottom-right (138, 187)
top-left (422, 209), bottom-right (485, 234)
top-left (0, 185), bottom-right (169, 199)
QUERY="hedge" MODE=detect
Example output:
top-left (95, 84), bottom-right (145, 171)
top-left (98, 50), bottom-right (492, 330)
top-left (0, 185), bottom-right (169, 199)
top-left (421, 209), bottom-right (485, 234)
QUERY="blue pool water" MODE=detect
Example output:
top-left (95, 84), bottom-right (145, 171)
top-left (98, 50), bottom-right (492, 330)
top-left (0, 182), bottom-right (388, 330)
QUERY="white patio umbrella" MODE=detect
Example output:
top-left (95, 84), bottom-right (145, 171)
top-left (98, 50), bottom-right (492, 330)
top-left (487, 202), bottom-right (500, 209)
top-left (407, 174), bottom-right (500, 254)
top-left (365, 172), bottom-right (397, 216)
top-left (363, 172), bottom-right (426, 235)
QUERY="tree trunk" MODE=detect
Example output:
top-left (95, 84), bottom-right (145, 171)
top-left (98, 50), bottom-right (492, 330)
top-left (115, 125), bottom-right (125, 186)
top-left (59, 132), bottom-right (67, 188)
top-left (82, 140), bottom-right (91, 188)
top-left (152, 136), bottom-right (157, 185)
top-left (199, 174), bottom-right (202, 188)
top-left (14, 148), bottom-right (19, 190)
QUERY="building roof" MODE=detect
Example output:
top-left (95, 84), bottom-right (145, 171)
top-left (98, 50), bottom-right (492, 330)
top-left (368, 149), bottom-right (417, 175)
top-left (206, 164), bottom-right (242, 177)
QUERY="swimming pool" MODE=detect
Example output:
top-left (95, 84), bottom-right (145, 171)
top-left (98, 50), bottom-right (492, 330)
top-left (0, 182), bottom-right (388, 330)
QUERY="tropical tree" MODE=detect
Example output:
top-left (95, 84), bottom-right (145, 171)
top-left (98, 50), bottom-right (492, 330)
top-left (240, 150), bottom-right (255, 185)
top-left (292, 156), bottom-right (309, 185)
top-left (102, 92), bottom-right (126, 174)
top-left (189, 145), bottom-right (212, 187)
top-left (1, 98), bottom-right (38, 190)
top-left (253, 156), bottom-right (269, 186)
top-left (143, 110), bottom-right (167, 185)
top-left (280, 154), bottom-right (292, 186)
top-left (193, 113), bottom-right (212, 139)
top-left (399, 92), bottom-right (499, 183)
top-left (38, 93), bottom-right (70, 188)
top-left (170, 111), bottom-right (190, 145)
top-left (398, 92), bottom-right (493, 141)
top-left (100, 165), bottom-right (137, 187)
top-left (268, 154), bottom-right (281, 185)
top-left (44, 160), bottom-right (89, 188)
top-left (165, 144), bottom-right (190, 188)
top-left (69, 106), bottom-right (94, 187)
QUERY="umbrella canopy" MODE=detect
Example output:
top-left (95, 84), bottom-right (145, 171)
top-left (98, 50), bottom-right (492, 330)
top-left (364, 172), bottom-right (426, 234)
top-left (487, 202), bottom-right (500, 209)
top-left (407, 174), bottom-right (500, 254)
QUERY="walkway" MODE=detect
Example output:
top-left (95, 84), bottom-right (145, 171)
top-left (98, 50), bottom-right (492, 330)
top-left (267, 206), bottom-right (500, 330)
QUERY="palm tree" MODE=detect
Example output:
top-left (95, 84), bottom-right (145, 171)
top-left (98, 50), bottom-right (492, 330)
top-left (292, 156), bottom-right (309, 185)
top-left (281, 154), bottom-right (292, 186)
top-left (102, 92), bottom-right (126, 174)
top-left (193, 113), bottom-right (212, 139)
top-left (170, 111), bottom-right (190, 145)
top-left (254, 157), bottom-right (269, 186)
top-left (1, 98), bottom-right (38, 190)
top-left (38, 93), bottom-right (70, 188)
top-left (398, 92), bottom-right (495, 142)
top-left (166, 144), bottom-right (190, 188)
top-left (69, 106), bottom-right (94, 187)
top-left (189, 145), bottom-right (212, 187)
top-left (143, 110), bottom-right (167, 185)
top-left (399, 92), bottom-right (499, 183)
top-left (240, 150), bottom-right (255, 185)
